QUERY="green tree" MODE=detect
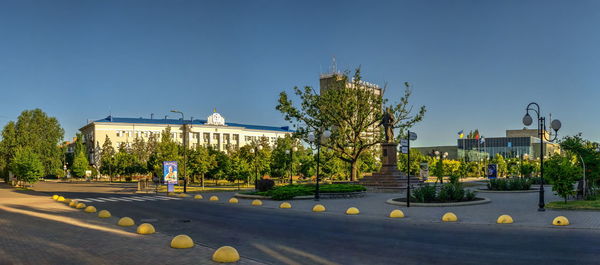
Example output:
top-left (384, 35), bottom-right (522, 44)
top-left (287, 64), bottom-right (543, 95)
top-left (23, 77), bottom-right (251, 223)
top-left (10, 147), bottom-right (44, 184)
top-left (398, 148), bottom-right (426, 177)
top-left (71, 150), bottom-right (89, 178)
top-left (277, 68), bottom-right (425, 181)
top-left (544, 154), bottom-right (580, 203)
top-left (147, 127), bottom-right (181, 179)
top-left (0, 121), bottom-right (18, 182)
top-left (432, 158), bottom-right (445, 184)
top-left (0, 109), bottom-right (64, 178)
top-left (207, 148), bottom-right (231, 185)
top-left (99, 135), bottom-right (116, 181)
top-left (559, 133), bottom-right (600, 192)
top-left (491, 154), bottom-right (507, 177)
top-left (187, 145), bottom-right (216, 186)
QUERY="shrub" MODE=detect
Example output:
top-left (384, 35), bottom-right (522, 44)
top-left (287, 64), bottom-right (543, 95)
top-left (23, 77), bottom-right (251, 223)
top-left (411, 184), bottom-right (437, 203)
top-left (438, 183), bottom-right (465, 201)
top-left (487, 178), bottom-right (532, 191)
top-left (257, 179), bottom-right (275, 192)
top-left (465, 189), bottom-right (477, 201)
top-left (250, 184), bottom-right (366, 200)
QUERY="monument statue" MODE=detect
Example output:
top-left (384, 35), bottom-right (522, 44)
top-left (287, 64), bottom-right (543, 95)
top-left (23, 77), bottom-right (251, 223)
top-left (380, 107), bottom-right (395, 143)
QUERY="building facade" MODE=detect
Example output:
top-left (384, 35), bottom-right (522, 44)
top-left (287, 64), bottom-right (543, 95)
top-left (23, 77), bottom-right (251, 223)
top-left (79, 112), bottom-right (294, 165)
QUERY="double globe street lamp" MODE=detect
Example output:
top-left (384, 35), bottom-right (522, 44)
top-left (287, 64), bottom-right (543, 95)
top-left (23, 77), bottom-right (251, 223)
top-left (522, 102), bottom-right (561, 211)
top-left (308, 130), bottom-right (331, 201)
top-left (285, 145), bottom-right (299, 185)
top-left (249, 145), bottom-right (263, 190)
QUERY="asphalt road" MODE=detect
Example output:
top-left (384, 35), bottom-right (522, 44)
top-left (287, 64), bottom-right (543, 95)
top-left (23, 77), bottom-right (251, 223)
top-left (49, 190), bottom-right (600, 265)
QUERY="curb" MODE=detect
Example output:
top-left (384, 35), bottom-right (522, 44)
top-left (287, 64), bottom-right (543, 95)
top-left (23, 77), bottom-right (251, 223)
top-left (475, 189), bottom-right (539, 193)
top-left (234, 192), bottom-right (365, 200)
top-left (386, 197), bottom-right (491, 207)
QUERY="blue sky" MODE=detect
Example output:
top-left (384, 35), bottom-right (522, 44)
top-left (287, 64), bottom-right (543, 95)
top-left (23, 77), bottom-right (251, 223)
top-left (0, 0), bottom-right (599, 146)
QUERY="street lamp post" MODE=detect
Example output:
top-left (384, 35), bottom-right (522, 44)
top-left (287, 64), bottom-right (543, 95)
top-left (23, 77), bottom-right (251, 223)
top-left (308, 130), bottom-right (331, 201)
top-left (249, 145), bottom-right (263, 190)
top-left (286, 146), bottom-right (298, 185)
top-left (171, 110), bottom-right (188, 193)
top-left (522, 102), bottom-right (561, 211)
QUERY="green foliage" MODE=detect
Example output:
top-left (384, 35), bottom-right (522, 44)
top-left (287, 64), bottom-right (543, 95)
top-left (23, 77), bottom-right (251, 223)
top-left (410, 183), bottom-right (477, 203)
top-left (487, 178), bottom-right (532, 191)
top-left (0, 109), bottom-right (64, 178)
top-left (252, 184), bottom-right (366, 200)
top-left (491, 154), bottom-right (507, 177)
top-left (71, 151), bottom-right (89, 178)
top-left (411, 183), bottom-right (436, 203)
top-left (187, 145), bottom-right (216, 184)
top-left (398, 148), bottom-right (425, 175)
top-left (147, 127), bottom-right (181, 178)
top-left (544, 154), bottom-right (580, 203)
top-left (276, 68), bottom-right (425, 181)
top-left (10, 147), bottom-right (44, 184)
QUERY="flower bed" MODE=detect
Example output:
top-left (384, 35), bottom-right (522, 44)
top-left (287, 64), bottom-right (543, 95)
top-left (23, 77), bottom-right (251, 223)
top-left (486, 177), bottom-right (533, 191)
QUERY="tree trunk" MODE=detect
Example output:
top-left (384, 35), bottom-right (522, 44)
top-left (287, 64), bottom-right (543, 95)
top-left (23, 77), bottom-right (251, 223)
top-left (350, 160), bottom-right (359, 182)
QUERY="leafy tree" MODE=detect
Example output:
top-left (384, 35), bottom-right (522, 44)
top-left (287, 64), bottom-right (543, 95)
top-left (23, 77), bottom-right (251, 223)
top-left (491, 154), bottom-right (507, 177)
top-left (270, 135), bottom-right (296, 179)
top-left (544, 154), bottom-right (580, 203)
top-left (432, 158), bottom-right (445, 184)
top-left (0, 109), bottom-right (64, 178)
top-left (0, 121), bottom-right (17, 182)
top-left (226, 148), bottom-right (251, 185)
top-left (147, 127), bottom-right (181, 180)
top-left (519, 160), bottom-right (536, 177)
top-left (10, 147), bottom-right (44, 184)
top-left (398, 148), bottom-right (426, 177)
top-left (277, 68), bottom-right (425, 181)
top-left (71, 150), bottom-right (89, 178)
top-left (207, 148), bottom-right (231, 185)
top-left (559, 133), bottom-right (600, 190)
top-left (187, 145), bottom-right (216, 186)
top-left (99, 135), bottom-right (116, 181)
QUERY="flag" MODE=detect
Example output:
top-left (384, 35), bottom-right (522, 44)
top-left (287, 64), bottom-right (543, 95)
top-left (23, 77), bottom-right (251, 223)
top-left (458, 130), bottom-right (464, 139)
top-left (474, 132), bottom-right (480, 140)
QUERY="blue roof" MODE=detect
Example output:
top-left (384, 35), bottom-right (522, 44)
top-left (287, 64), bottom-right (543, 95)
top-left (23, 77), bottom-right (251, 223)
top-left (93, 116), bottom-right (294, 132)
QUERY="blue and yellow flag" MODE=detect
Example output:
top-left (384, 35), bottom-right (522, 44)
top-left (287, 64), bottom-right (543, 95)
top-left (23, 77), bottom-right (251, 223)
top-left (458, 130), bottom-right (464, 139)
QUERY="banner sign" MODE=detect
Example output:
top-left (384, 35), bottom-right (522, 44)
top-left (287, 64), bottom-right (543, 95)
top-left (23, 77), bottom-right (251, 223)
top-left (163, 161), bottom-right (178, 184)
top-left (487, 164), bottom-right (498, 179)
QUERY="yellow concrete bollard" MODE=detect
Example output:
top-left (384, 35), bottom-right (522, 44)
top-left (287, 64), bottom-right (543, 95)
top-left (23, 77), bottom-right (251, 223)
top-left (117, 217), bottom-right (135, 227)
top-left (210, 196), bottom-right (219, 201)
top-left (389, 209), bottom-right (405, 218)
top-left (63, 198), bottom-right (71, 204)
top-left (552, 216), bottom-right (570, 226)
top-left (251, 199), bottom-right (263, 206)
top-left (52, 195), bottom-right (59, 200)
top-left (57, 196), bottom-right (65, 202)
top-left (279, 202), bottom-right (292, 209)
top-left (194, 194), bottom-right (203, 200)
top-left (98, 210), bottom-right (111, 218)
top-left (170, 234), bottom-right (194, 249)
top-left (212, 246), bottom-right (240, 263)
top-left (69, 200), bottom-right (78, 208)
top-left (312, 204), bottom-right (326, 212)
top-left (345, 207), bottom-right (360, 215)
top-left (84, 206), bottom-right (97, 213)
top-left (76, 203), bottom-right (86, 209)
top-left (136, 223), bottom-right (156, 235)
top-left (442, 212), bottom-right (458, 222)
top-left (178, 193), bottom-right (188, 198)
top-left (228, 198), bottom-right (239, 204)
top-left (497, 215), bottom-right (514, 224)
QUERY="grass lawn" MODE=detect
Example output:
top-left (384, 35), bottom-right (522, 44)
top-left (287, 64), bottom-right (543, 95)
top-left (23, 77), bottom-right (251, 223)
top-left (546, 200), bottom-right (600, 210)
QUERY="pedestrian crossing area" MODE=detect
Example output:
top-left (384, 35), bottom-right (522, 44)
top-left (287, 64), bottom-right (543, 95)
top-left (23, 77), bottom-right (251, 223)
top-left (73, 195), bottom-right (182, 203)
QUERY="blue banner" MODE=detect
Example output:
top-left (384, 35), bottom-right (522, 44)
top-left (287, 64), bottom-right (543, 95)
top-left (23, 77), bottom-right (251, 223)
top-left (163, 161), bottom-right (178, 184)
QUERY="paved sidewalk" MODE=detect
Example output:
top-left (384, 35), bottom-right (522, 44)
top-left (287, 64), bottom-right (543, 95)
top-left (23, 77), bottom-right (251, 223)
top-left (184, 184), bottom-right (600, 230)
top-left (0, 184), bottom-right (264, 265)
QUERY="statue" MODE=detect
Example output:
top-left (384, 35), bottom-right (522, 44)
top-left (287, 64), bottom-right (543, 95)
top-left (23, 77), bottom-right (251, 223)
top-left (380, 107), bottom-right (395, 143)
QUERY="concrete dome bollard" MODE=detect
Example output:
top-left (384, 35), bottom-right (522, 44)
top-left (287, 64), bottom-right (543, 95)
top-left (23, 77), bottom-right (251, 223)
top-left (212, 246), bottom-right (240, 263)
top-left (57, 196), bottom-right (65, 202)
top-left (84, 206), bottom-right (97, 213)
top-left (210, 196), bottom-right (219, 201)
top-left (497, 215), bottom-right (514, 224)
top-left (312, 204), bottom-right (326, 212)
top-left (194, 195), bottom-right (203, 200)
top-left (117, 217), bottom-right (135, 227)
top-left (136, 223), bottom-right (156, 235)
top-left (552, 216), bottom-right (570, 226)
top-left (98, 210), bottom-right (111, 218)
top-left (63, 198), bottom-right (71, 204)
top-left (170, 234), bottom-right (194, 249)
top-left (345, 207), bottom-right (360, 215)
top-left (228, 198), bottom-right (239, 204)
top-left (251, 199), bottom-right (263, 206)
top-left (279, 202), bottom-right (292, 209)
top-left (69, 200), bottom-right (78, 207)
top-left (52, 195), bottom-right (59, 200)
top-left (76, 203), bottom-right (86, 209)
top-left (389, 209), bottom-right (405, 218)
top-left (178, 193), bottom-right (188, 198)
top-left (442, 212), bottom-right (458, 222)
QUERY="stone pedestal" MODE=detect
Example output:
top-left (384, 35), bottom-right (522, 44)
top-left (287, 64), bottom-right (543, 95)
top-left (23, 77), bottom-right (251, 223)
top-left (359, 143), bottom-right (422, 192)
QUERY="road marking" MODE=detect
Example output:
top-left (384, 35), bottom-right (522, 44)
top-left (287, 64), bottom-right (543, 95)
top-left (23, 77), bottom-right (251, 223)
top-left (86, 198), bottom-right (108, 202)
top-left (69, 196), bottom-right (183, 203)
top-left (74, 199), bottom-right (92, 202)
